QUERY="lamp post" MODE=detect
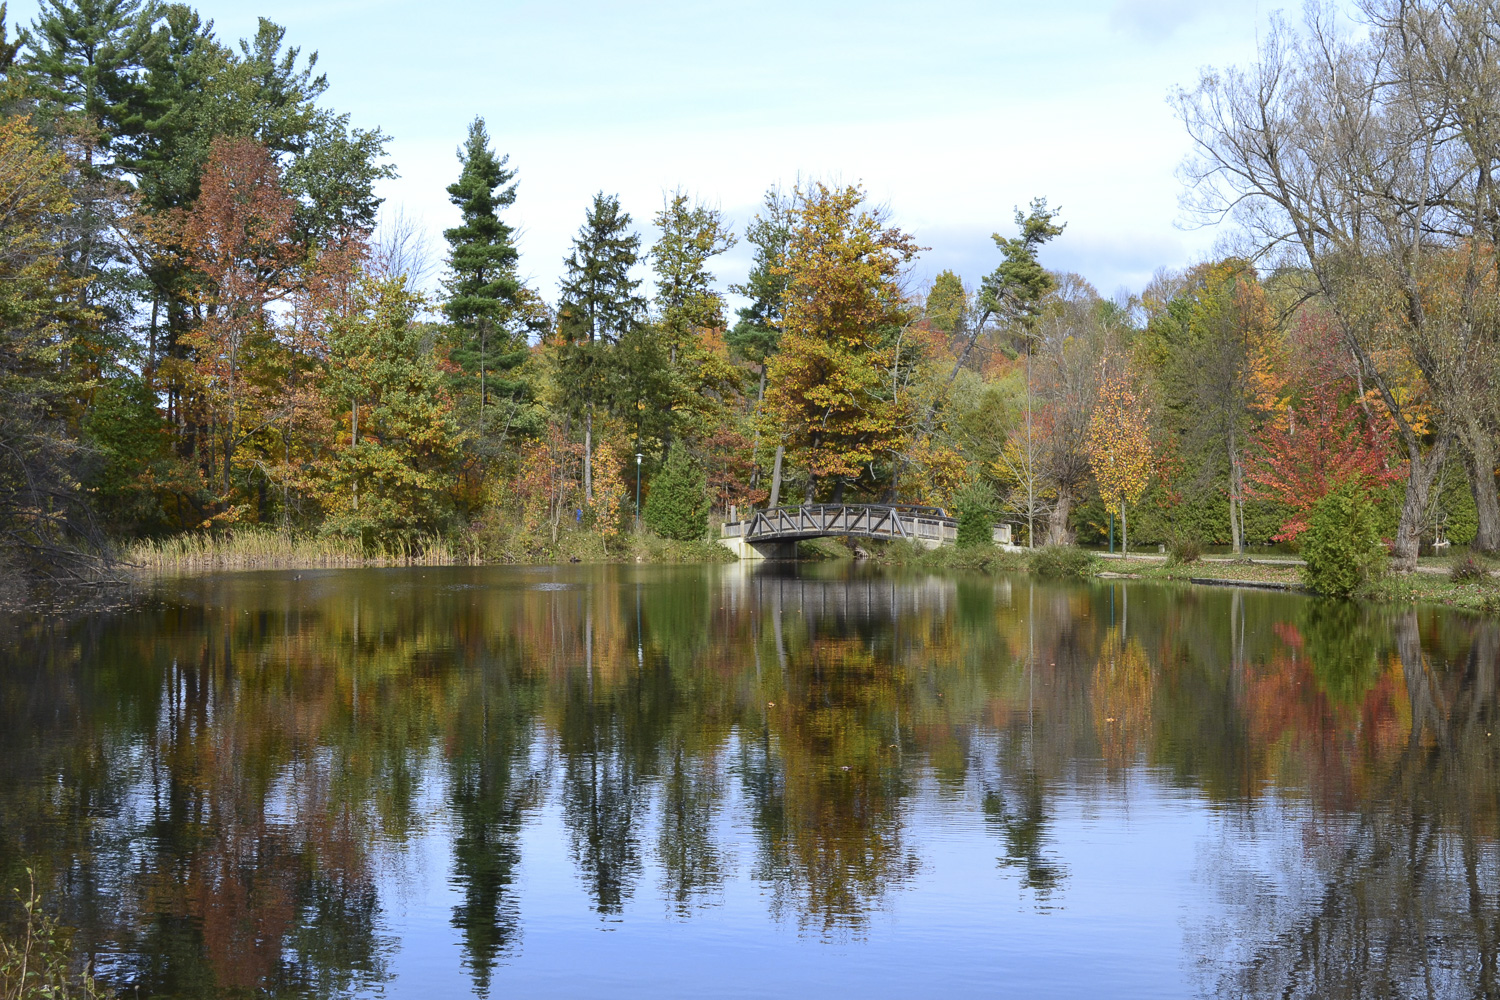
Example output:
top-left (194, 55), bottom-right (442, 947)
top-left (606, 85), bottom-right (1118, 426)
top-left (635, 453), bottom-right (643, 526)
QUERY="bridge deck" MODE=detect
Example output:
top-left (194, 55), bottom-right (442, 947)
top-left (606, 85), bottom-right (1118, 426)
top-left (721, 504), bottom-right (1012, 550)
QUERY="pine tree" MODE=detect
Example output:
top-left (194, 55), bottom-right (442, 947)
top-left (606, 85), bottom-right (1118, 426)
top-left (442, 117), bottom-right (529, 452)
top-left (650, 189), bottom-right (734, 366)
top-left (727, 185), bottom-right (793, 373)
top-left (643, 447), bottom-right (708, 541)
top-left (925, 270), bottom-right (968, 335)
top-left (24, 0), bottom-right (152, 150)
top-left (23, 0), bottom-right (154, 388)
top-left (555, 192), bottom-right (644, 500)
top-left (979, 198), bottom-right (1066, 346)
top-left (728, 186), bottom-right (795, 501)
top-left (953, 481), bottom-right (996, 549)
top-left (557, 192), bottom-right (644, 346)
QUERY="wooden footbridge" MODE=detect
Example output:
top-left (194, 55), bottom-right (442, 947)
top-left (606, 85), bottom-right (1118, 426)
top-left (719, 504), bottom-right (1015, 560)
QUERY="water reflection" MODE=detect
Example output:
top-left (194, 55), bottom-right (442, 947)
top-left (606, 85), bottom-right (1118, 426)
top-left (0, 564), bottom-right (1496, 998)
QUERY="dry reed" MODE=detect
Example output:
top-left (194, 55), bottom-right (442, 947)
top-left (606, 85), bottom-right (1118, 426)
top-left (122, 529), bottom-right (480, 575)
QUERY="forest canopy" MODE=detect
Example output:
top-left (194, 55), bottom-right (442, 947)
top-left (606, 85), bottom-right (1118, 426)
top-left (0, 0), bottom-right (1495, 587)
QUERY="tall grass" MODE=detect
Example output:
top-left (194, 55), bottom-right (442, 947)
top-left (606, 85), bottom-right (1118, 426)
top-left (122, 528), bottom-right (479, 575)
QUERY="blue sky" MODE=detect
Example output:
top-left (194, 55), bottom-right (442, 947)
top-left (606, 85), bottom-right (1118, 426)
top-left (21, 0), bottom-right (1279, 305)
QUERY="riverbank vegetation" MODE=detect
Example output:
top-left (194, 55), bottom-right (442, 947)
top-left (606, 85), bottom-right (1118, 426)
top-left (0, 1), bottom-right (1498, 608)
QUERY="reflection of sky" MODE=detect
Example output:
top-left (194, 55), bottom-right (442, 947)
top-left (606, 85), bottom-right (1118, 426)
top-left (6, 0), bottom-right (1324, 302)
top-left (376, 758), bottom-right (1220, 998)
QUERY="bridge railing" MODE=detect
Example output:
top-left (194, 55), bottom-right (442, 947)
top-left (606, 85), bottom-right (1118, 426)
top-left (721, 504), bottom-right (959, 541)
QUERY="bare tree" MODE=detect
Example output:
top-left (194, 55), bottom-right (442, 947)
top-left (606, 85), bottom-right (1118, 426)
top-left (370, 206), bottom-right (436, 296)
top-left (1176, 0), bottom-right (1500, 569)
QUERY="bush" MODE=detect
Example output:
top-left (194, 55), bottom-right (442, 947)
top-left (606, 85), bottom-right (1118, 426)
top-left (952, 482), bottom-right (997, 549)
top-left (1300, 482), bottom-right (1386, 598)
top-left (643, 448), bottom-right (710, 541)
top-left (1166, 536), bottom-right (1202, 566)
top-left (1450, 553), bottom-right (1492, 583)
top-left (1028, 545), bottom-right (1098, 580)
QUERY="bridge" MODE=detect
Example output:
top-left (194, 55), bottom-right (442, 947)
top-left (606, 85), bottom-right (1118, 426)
top-left (719, 504), bottom-right (1016, 560)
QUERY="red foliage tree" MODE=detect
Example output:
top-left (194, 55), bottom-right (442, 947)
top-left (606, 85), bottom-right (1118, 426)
top-left (1244, 382), bottom-right (1404, 541)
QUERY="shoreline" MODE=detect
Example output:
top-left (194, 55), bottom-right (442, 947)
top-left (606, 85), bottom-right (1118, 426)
top-left (9, 533), bottom-right (1497, 620)
top-left (870, 542), bottom-right (1500, 619)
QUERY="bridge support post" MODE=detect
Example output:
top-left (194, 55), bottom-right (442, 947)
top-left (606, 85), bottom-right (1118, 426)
top-left (719, 536), bottom-right (798, 561)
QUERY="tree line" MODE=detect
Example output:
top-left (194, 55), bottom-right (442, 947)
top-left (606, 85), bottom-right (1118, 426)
top-left (1, 0), bottom-right (1497, 583)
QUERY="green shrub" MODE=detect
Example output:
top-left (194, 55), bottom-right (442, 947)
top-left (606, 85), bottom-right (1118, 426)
top-left (1450, 553), bottom-right (1491, 583)
top-left (1028, 544), bottom-right (1098, 580)
top-left (1166, 536), bottom-right (1203, 566)
top-left (643, 448), bottom-right (710, 541)
top-left (1300, 482), bottom-right (1387, 598)
top-left (952, 482), bottom-right (997, 549)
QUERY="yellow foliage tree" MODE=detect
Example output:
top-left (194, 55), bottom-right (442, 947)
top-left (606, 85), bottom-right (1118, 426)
top-left (1087, 365), bottom-right (1152, 556)
top-left (588, 439), bottom-right (628, 542)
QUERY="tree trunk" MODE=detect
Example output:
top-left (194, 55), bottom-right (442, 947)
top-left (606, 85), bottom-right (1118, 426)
top-left (1120, 500), bottom-right (1128, 558)
top-left (584, 406), bottom-right (594, 503)
top-left (1025, 348), bottom-right (1034, 549)
top-left (1392, 435), bottom-right (1450, 573)
top-left (1462, 424), bottom-right (1500, 553)
top-left (768, 443), bottom-right (784, 508)
top-left (1228, 430), bottom-right (1243, 555)
top-left (1045, 490), bottom-right (1074, 545)
top-left (750, 368), bottom-right (768, 490)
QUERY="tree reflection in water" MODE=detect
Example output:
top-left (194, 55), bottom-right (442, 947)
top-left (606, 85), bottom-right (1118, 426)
top-left (0, 565), bottom-right (1496, 997)
top-left (1198, 609), bottom-right (1500, 999)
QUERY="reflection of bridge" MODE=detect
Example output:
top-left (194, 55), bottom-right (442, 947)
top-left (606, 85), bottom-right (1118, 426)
top-left (719, 504), bottom-right (1016, 560)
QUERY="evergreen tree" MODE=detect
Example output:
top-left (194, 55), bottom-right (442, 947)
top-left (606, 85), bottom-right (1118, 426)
top-left (557, 192), bottom-right (644, 346)
top-left (643, 447), bottom-right (709, 541)
top-left (109, 14), bottom-right (393, 367)
top-left (650, 188), bottom-right (734, 366)
top-left (728, 186), bottom-right (794, 497)
top-left (925, 270), bottom-right (968, 336)
top-left (442, 116), bottom-right (530, 452)
top-left (953, 481), bottom-right (996, 549)
top-left (555, 192), bottom-right (644, 499)
top-left (727, 185), bottom-right (793, 373)
top-left (23, 0), bottom-right (154, 385)
top-left (979, 198), bottom-right (1066, 349)
top-left (24, 0), bottom-right (152, 150)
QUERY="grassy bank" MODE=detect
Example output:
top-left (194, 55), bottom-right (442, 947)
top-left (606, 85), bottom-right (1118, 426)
top-left (122, 529), bottom-right (481, 574)
top-left (120, 521), bottom-right (734, 577)
top-left (873, 540), bottom-right (1500, 618)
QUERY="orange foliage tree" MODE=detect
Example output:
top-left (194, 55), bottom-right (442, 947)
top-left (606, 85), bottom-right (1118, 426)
top-left (151, 137), bottom-right (305, 519)
top-left (763, 183), bottom-right (924, 499)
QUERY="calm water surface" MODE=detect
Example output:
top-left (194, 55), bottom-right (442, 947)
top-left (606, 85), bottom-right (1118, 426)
top-left (1, 563), bottom-right (1497, 999)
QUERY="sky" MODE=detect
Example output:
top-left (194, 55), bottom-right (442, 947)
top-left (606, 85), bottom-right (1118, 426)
top-left (17, 0), bottom-right (1280, 307)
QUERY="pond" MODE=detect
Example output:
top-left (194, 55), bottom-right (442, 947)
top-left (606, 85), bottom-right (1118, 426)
top-left (0, 563), bottom-right (1495, 998)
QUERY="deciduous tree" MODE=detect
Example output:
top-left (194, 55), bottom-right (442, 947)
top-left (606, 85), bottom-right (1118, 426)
top-left (1087, 364), bottom-right (1152, 556)
top-left (763, 182), bottom-right (922, 499)
top-left (317, 277), bottom-right (463, 545)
